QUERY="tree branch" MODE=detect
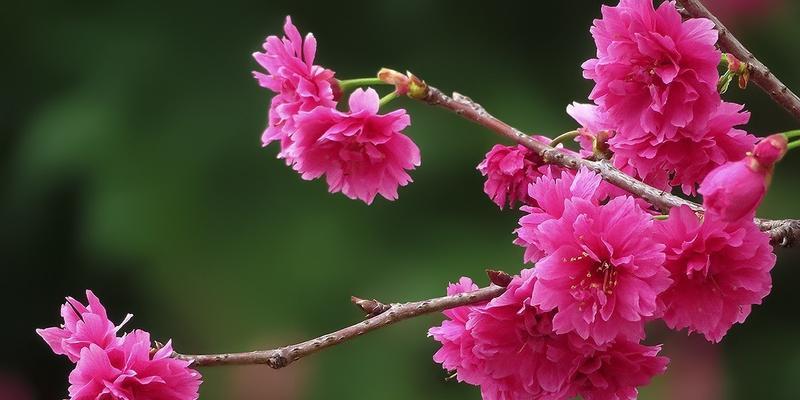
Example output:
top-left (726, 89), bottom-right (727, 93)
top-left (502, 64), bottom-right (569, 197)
top-left (174, 3), bottom-right (800, 370)
top-left (675, 0), bottom-right (800, 122)
top-left (173, 285), bottom-right (506, 368)
top-left (418, 86), bottom-right (800, 247)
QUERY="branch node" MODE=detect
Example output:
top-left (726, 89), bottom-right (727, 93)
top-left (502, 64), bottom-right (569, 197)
top-left (486, 269), bottom-right (513, 287)
top-left (351, 296), bottom-right (392, 318)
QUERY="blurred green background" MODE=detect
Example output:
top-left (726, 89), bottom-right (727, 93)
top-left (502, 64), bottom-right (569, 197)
top-left (3, 0), bottom-right (800, 399)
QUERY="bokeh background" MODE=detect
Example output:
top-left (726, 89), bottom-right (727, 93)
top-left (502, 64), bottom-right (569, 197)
top-left (3, 0), bottom-right (800, 399)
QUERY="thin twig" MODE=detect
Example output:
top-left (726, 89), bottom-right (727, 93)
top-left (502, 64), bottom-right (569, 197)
top-left (676, 0), bottom-right (800, 122)
top-left (418, 86), bottom-right (800, 247)
top-left (173, 285), bottom-right (506, 368)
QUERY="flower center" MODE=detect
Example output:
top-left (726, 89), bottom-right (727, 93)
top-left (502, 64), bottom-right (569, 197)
top-left (571, 256), bottom-right (619, 295)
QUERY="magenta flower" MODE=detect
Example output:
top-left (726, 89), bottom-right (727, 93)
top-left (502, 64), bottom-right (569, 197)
top-left (654, 206), bottom-right (775, 342)
top-left (428, 277), bottom-right (491, 382)
top-left (430, 271), bottom-right (573, 399)
top-left (581, 0), bottom-right (753, 194)
top-left (467, 270), bottom-right (573, 399)
top-left (531, 193), bottom-right (671, 344)
top-left (567, 103), bottom-right (672, 193)
top-left (290, 88), bottom-right (420, 204)
top-left (477, 141), bottom-right (563, 209)
top-left (698, 158), bottom-right (766, 223)
top-left (584, 0), bottom-right (721, 143)
top-left (430, 271), bottom-right (669, 399)
top-left (68, 330), bottom-right (201, 400)
top-left (253, 16), bottom-right (338, 162)
top-left (37, 290), bottom-right (131, 363)
top-left (515, 168), bottom-right (607, 264)
top-left (563, 335), bottom-right (669, 400)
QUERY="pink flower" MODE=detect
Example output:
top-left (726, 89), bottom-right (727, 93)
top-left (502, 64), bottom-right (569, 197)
top-left (290, 88), bottom-right (420, 204)
top-left (253, 16), bottom-right (337, 162)
top-left (514, 168), bottom-right (606, 264)
top-left (68, 330), bottom-right (201, 400)
top-left (566, 102), bottom-right (671, 194)
top-left (37, 290), bottom-right (131, 363)
top-left (563, 336), bottom-right (669, 400)
top-left (467, 270), bottom-right (573, 399)
top-left (698, 158), bottom-right (766, 223)
top-left (431, 271), bottom-right (574, 399)
top-left (612, 102), bottom-right (755, 195)
top-left (581, 0), bottom-right (752, 194)
top-left (476, 141), bottom-right (562, 209)
top-left (531, 193), bottom-right (671, 344)
top-left (428, 277), bottom-right (490, 381)
top-left (664, 102), bottom-right (756, 194)
top-left (430, 271), bottom-right (669, 399)
top-left (654, 206), bottom-right (775, 342)
top-left (584, 0), bottom-right (721, 143)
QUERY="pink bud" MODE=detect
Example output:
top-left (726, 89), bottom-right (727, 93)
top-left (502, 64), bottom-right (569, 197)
top-left (699, 159), bottom-right (766, 222)
top-left (753, 134), bottom-right (788, 169)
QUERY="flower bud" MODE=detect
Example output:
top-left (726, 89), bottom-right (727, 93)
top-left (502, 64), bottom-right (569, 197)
top-left (378, 68), bottom-right (410, 95)
top-left (752, 134), bottom-right (788, 169)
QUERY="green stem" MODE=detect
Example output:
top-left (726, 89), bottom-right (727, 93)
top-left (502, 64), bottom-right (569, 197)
top-left (337, 78), bottom-right (388, 92)
top-left (788, 140), bottom-right (800, 151)
top-left (781, 130), bottom-right (800, 140)
top-left (653, 215), bottom-right (669, 221)
top-left (549, 130), bottom-right (580, 148)
top-left (379, 91), bottom-right (399, 108)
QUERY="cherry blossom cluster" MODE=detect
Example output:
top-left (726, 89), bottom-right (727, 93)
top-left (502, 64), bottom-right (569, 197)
top-left (434, 0), bottom-right (787, 398)
top-left (253, 17), bottom-right (420, 204)
top-left (37, 291), bottom-right (201, 400)
top-left (37, 2), bottom-right (798, 399)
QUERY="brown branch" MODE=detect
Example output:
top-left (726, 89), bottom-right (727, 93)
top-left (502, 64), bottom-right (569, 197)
top-left (173, 285), bottom-right (506, 368)
top-left (175, 4), bottom-right (800, 370)
top-left (417, 86), bottom-right (800, 247)
top-left (676, 0), bottom-right (800, 122)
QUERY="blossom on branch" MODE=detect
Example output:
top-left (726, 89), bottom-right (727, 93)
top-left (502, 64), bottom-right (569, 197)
top-left (38, 291), bottom-right (202, 400)
top-left (699, 133), bottom-right (787, 223)
top-left (68, 330), bottom-right (201, 400)
top-left (430, 270), bottom-right (669, 400)
top-left (654, 206), bottom-right (775, 342)
top-left (253, 16), bottom-right (338, 163)
top-left (36, 290), bottom-right (131, 363)
top-left (477, 140), bottom-right (562, 209)
top-left (290, 88), bottom-right (420, 204)
top-left (531, 194), bottom-right (671, 345)
top-left (582, 0), bottom-right (757, 194)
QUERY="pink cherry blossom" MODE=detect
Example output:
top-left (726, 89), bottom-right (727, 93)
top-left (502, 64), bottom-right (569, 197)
top-left (37, 290), bottom-right (131, 363)
top-left (562, 335), bottom-right (669, 400)
top-left (698, 158), bottom-right (766, 223)
top-left (289, 88), bottom-right (420, 204)
top-left (430, 271), bottom-right (669, 399)
top-left (476, 141), bottom-right (563, 209)
top-left (654, 206), bottom-right (775, 342)
top-left (531, 192), bottom-right (671, 344)
top-left (430, 271), bottom-right (574, 399)
top-left (610, 102), bottom-right (755, 195)
top-left (566, 102), bottom-right (671, 194)
top-left (584, 0), bottom-right (721, 143)
top-left (68, 330), bottom-right (201, 400)
top-left (253, 16), bottom-right (337, 162)
top-left (581, 0), bottom-right (756, 194)
top-left (514, 168), bottom-right (606, 264)
top-left (428, 277), bottom-right (490, 382)
top-left (467, 270), bottom-right (573, 399)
